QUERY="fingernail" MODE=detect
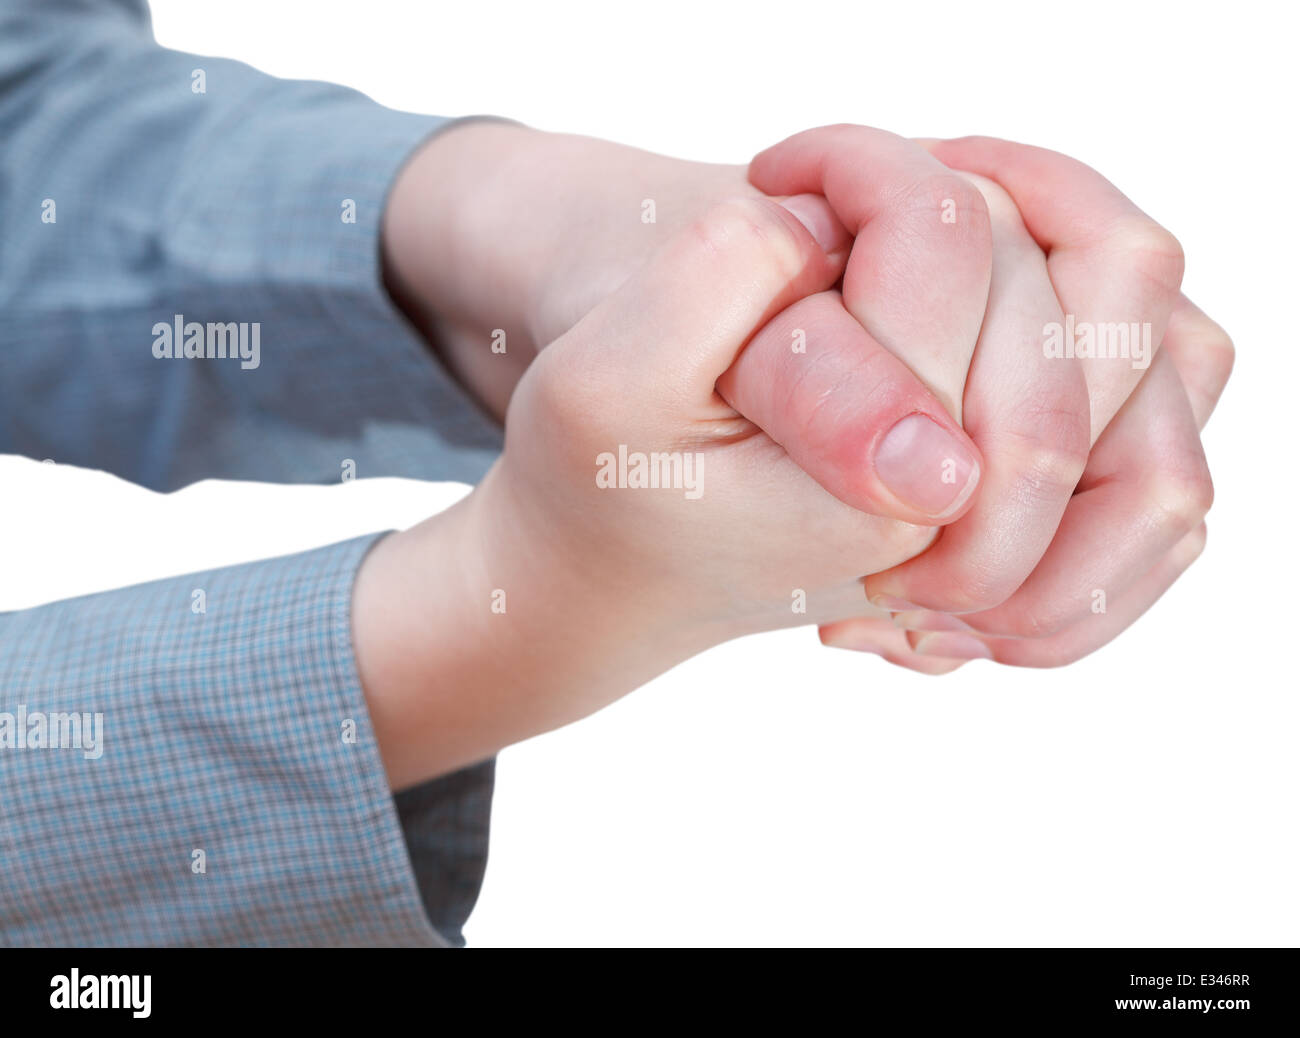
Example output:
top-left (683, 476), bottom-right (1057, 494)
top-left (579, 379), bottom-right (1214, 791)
top-left (892, 610), bottom-right (974, 633)
top-left (875, 413), bottom-right (979, 519)
top-left (779, 194), bottom-right (842, 254)
top-left (868, 593), bottom-right (921, 612)
top-left (912, 632), bottom-right (993, 660)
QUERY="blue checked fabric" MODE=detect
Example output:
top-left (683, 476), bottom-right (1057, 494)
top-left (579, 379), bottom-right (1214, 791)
top-left (0, 0), bottom-right (503, 946)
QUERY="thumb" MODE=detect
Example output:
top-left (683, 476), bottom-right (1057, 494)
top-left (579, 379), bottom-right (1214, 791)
top-left (717, 291), bottom-right (983, 524)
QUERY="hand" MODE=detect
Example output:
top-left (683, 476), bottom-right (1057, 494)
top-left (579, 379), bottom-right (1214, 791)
top-left (748, 129), bottom-right (1232, 668)
top-left (382, 121), bottom-right (763, 419)
top-left (355, 195), bottom-right (988, 787)
top-left (382, 121), bottom-right (1231, 679)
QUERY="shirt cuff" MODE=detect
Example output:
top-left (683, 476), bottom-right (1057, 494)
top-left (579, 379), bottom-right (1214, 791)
top-left (0, 533), bottom-right (491, 946)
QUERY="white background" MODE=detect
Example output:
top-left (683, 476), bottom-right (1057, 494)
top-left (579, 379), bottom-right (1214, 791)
top-left (5, 0), bottom-right (1295, 946)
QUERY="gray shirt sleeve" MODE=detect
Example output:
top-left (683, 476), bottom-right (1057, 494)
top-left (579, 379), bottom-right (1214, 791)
top-left (0, 0), bottom-right (499, 946)
top-left (0, 0), bottom-right (503, 489)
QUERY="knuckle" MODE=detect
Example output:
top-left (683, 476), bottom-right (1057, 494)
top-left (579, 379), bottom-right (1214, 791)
top-left (1012, 613), bottom-right (1058, 640)
top-left (1107, 217), bottom-right (1186, 294)
top-left (887, 520), bottom-right (940, 561)
top-left (1151, 464), bottom-right (1215, 536)
top-left (1207, 332), bottom-right (1236, 385)
top-left (823, 123), bottom-right (903, 151)
top-left (1177, 522), bottom-right (1209, 565)
top-left (937, 562), bottom-right (1019, 614)
top-left (688, 197), bottom-right (806, 284)
top-left (1194, 322), bottom-right (1237, 383)
top-left (849, 515), bottom-right (937, 573)
top-left (981, 606), bottom-right (1068, 641)
top-left (896, 172), bottom-right (991, 229)
top-left (1019, 442), bottom-right (1091, 501)
top-left (1168, 309), bottom-right (1235, 414)
top-left (522, 347), bottom-right (610, 454)
top-left (788, 344), bottom-right (894, 452)
top-left (961, 172), bottom-right (1019, 224)
top-left (848, 517), bottom-right (938, 576)
top-left (993, 389), bottom-right (1093, 502)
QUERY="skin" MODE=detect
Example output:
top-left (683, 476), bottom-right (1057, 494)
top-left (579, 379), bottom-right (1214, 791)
top-left (810, 135), bottom-right (1232, 668)
top-left (363, 122), bottom-right (1231, 788)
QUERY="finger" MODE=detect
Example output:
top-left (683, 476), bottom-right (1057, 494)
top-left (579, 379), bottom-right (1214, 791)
top-left (716, 290), bottom-right (982, 523)
top-left (751, 125), bottom-right (992, 419)
top-left (1162, 294), bottom-right (1235, 429)
top-left (922, 136), bottom-right (1185, 443)
top-left (561, 194), bottom-right (850, 410)
top-left (860, 175), bottom-right (1091, 614)
top-left (919, 523), bottom-right (1208, 667)
top-left (818, 616), bottom-right (971, 675)
top-left (896, 350), bottom-right (1212, 638)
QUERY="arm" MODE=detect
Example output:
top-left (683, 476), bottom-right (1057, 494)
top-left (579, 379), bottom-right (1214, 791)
top-left (0, 0), bottom-right (509, 947)
top-left (0, 0), bottom-right (500, 489)
top-left (0, 532), bottom-right (487, 946)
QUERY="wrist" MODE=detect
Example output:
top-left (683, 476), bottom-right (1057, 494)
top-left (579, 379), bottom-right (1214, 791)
top-left (382, 122), bottom-right (756, 412)
top-left (382, 120), bottom-right (542, 419)
top-left (351, 462), bottom-right (705, 789)
top-left (383, 120), bottom-right (541, 322)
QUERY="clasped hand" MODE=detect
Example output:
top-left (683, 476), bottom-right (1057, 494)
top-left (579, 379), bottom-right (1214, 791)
top-left (363, 122), bottom-right (1232, 786)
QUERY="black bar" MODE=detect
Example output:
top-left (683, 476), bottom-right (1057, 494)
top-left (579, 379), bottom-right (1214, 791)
top-left (0, 947), bottom-right (1293, 1026)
